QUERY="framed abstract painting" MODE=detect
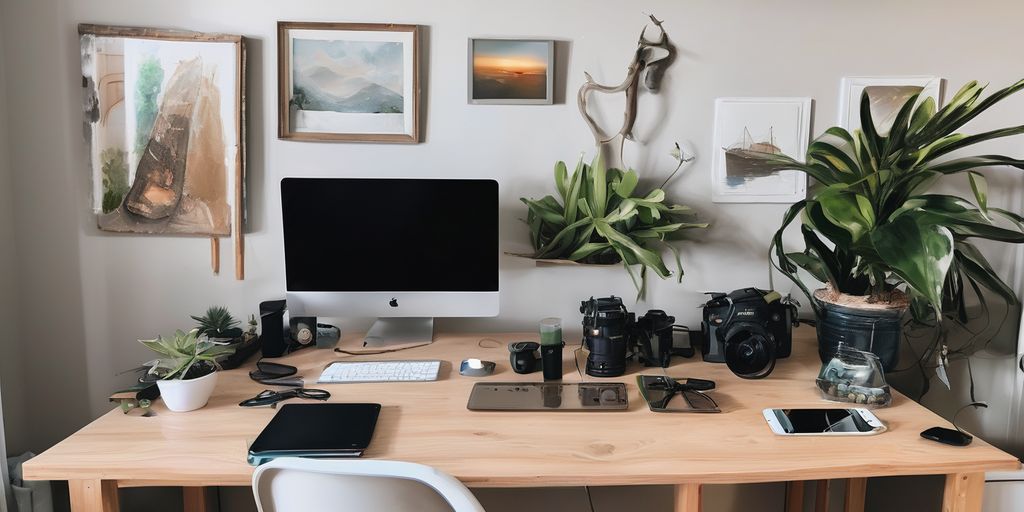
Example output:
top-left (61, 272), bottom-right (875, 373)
top-left (278, 22), bottom-right (421, 143)
top-left (79, 25), bottom-right (245, 236)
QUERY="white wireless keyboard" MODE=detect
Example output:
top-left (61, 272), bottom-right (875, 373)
top-left (318, 360), bottom-right (442, 384)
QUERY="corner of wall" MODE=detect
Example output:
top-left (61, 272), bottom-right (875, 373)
top-left (0, 0), bottom-right (30, 456)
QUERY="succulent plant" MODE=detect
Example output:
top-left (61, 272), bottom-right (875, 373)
top-left (139, 328), bottom-right (235, 380)
top-left (190, 305), bottom-right (242, 339)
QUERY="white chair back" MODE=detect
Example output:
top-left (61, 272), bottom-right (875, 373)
top-left (252, 458), bottom-right (485, 512)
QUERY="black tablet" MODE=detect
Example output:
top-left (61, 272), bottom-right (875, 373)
top-left (248, 403), bottom-right (381, 466)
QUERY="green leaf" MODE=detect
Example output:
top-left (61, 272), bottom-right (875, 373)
top-left (967, 171), bottom-right (988, 216)
top-left (906, 96), bottom-right (936, 139)
top-left (563, 154), bottom-right (586, 223)
top-left (594, 221), bottom-right (671, 278)
top-left (857, 90), bottom-right (882, 164)
top-left (808, 140), bottom-right (861, 177)
top-left (614, 169), bottom-right (639, 198)
top-left (521, 197), bottom-right (565, 225)
top-left (590, 153), bottom-right (608, 218)
top-left (956, 241), bottom-right (1019, 305)
top-left (567, 242), bottom-right (611, 261)
top-left (787, 252), bottom-right (830, 284)
top-left (817, 186), bottom-right (875, 242)
top-left (871, 214), bottom-right (954, 314)
top-left (554, 161), bottom-right (568, 201)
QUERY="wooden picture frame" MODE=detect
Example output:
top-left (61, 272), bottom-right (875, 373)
top-left (468, 38), bottom-right (554, 105)
top-left (78, 24), bottom-right (247, 278)
top-left (278, 21), bottom-right (421, 143)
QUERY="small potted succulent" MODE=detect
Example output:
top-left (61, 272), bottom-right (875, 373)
top-left (139, 328), bottom-right (235, 412)
top-left (191, 305), bottom-right (243, 342)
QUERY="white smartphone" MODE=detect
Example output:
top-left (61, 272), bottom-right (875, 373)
top-left (763, 408), bottom-right (886, 436)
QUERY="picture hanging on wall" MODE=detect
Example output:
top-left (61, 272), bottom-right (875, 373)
top-left (278, 22), bottom-right (421, 143)
top-left (79, 24), bottom-right (247, 278)
top-left (711, 97), bottom-right (812, 203)
top-left (838, 76), bottom-right (943, 134)
top-left (468, 38), bottom-right (554, 105)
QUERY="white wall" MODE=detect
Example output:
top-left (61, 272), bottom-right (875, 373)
top-left (1, 0), bottom-right (1023, 510)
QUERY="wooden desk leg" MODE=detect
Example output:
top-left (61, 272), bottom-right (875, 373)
top-left (674, 483), bottom-right (701, 512)
top-left (69, 480), bottom-right (119, 512)
top-left (183, 487), bottom-right (218, 512)
top-left (785, 481), bottom-right (805, 512)
top-left (942, 473), bottom-right (985, 512)
top-left (814, 480), bottom-right (829, 512)
top-left (844, 478), bottom-right (867, 512)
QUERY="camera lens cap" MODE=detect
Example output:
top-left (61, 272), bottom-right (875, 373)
top-left (725, 332), bottom-right (777, 379)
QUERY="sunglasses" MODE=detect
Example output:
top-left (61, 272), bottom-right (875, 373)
top-left (637, 375), bottom-right (720, 413)
top-left (239, 388), bottom-right (331, 408)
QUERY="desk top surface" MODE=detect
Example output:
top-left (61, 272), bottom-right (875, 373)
top-left (23, 328), bottom-right (1020, 487)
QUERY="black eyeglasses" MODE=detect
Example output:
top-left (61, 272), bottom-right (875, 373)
top-left (239, 388), bottom-right (331, 408)
top-left (637, 375), bottom-right (720, 412)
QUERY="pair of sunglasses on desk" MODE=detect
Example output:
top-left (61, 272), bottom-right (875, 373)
top-left (240, 388), bottom-right (331, 408)
top-left (637, 375), bottom-right (720, 413)
top-left (243, 360), bottom-right (329, 407)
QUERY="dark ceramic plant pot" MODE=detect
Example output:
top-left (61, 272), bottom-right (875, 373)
top-left (814, 289), bottom-right (905, 372)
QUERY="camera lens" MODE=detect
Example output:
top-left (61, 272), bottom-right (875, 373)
top-left (722, 323), bottom-right (777, 379)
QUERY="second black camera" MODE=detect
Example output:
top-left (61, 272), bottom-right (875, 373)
top-left (698, 288), bottom-right (798, 379)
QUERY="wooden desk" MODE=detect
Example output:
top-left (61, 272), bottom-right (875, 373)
top-left (23, 328), bottom-right (1020, 512)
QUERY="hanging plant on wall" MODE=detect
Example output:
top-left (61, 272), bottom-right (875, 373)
top-left (517, 14), bottom-right (704, 298)
top-left (520, 149), bottom-right (706, 298)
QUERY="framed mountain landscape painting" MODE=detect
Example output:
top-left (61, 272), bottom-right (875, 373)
top-left (278, 22), bottom-right (421, 143)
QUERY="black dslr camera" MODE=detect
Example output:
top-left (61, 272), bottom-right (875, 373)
top-left (698, 288), bottom-right (798, 379)
top-left (580, 297), bottom-right (684, 377)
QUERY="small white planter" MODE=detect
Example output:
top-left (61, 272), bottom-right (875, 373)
top-left (156, 371), bottom-right (219, 412)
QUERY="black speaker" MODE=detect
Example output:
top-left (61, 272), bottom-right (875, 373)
top-left (259, 299), bottom-right (288, 357)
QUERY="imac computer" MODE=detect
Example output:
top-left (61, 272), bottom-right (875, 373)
top-left (281, 177), bottom-right (499, 346)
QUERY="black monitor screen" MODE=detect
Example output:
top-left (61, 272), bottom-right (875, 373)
top-left (281, 178), bottom-right (499, 292)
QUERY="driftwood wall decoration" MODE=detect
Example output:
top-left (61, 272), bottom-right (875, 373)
top-left (577, 15), bottom-right (675, 151)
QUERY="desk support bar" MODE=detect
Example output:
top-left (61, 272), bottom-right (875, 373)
top-left (785, 481), bottom-right (805, 512)
top-left (674, 483), bottom-right (701, 512)
top-left (844, 478), bottom-right (867, 512)
top-left (943, 473), bottom-right (984, 512)
top-left (183, 487), bottom-right (218, 512)
top-left (69, 480), bottom-right (119, 512)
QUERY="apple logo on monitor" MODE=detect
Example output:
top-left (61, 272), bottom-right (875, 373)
top-left (389, 298), bottom-right (399, 308)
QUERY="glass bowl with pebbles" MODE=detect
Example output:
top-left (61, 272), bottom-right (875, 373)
top-left (816, 344), bottom-right (892, 407)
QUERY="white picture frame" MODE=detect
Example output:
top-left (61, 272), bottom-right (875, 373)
top-left (711, 97), bottom-right (812, 204)
top-left (838, 76), bottom-right (943, 134)
top-left (468, 38), bottom-right (554, 105)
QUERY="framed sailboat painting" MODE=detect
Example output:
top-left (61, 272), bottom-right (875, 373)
top-left (710, 97), bottom-right (811, 203)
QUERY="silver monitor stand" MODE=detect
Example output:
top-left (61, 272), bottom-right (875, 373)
top-left (364, 317), bottom-right (435, 347)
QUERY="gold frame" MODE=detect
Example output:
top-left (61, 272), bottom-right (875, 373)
top-left (277, 21), bottom-right (421, 143)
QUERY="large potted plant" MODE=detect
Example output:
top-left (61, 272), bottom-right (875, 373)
top-left (139, 328), bottom-right (235, 412)
top-left (755, 79), bottom-right (1024, 370)
top-left (520, 149), bottom-right (706, 297)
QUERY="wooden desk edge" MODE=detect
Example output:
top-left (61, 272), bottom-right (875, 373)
top-left (29, 458), bottom-right (1020, 489)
